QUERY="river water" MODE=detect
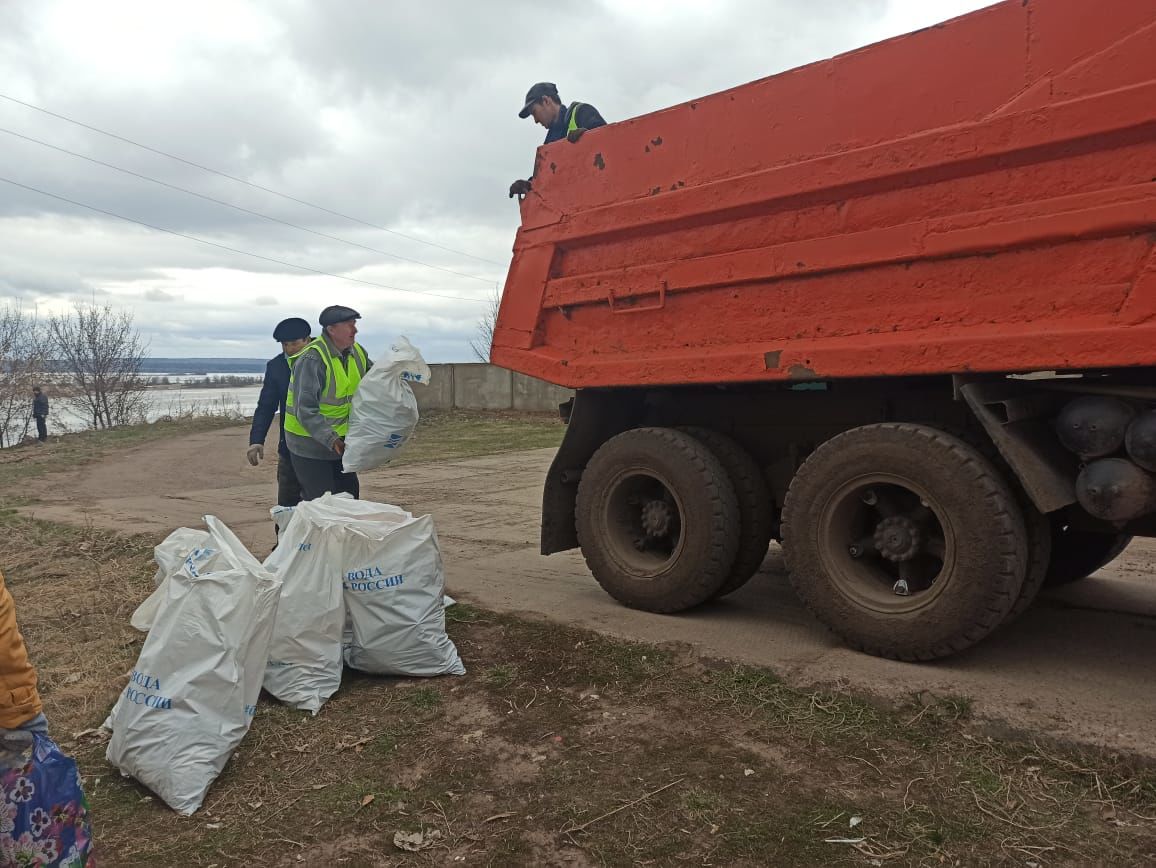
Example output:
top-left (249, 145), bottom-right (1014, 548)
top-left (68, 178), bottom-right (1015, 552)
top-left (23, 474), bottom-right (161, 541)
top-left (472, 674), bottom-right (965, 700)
top-left (2, 383), bottom-right (264, 443)
top-left (40, 382), bottom-right (265, 436)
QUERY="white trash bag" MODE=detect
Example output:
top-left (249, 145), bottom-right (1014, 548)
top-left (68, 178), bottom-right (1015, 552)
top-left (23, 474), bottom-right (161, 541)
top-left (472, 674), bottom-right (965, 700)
top-left (289, 493), bottom-right (464, 677)
top-left (270, 504), bottom-right (296, 537)
top-left (106, 516), bottom-right (282, 815)
top-left (261, 501), bottom-right (346, 714)
top-left (340, 510), bottom-right (465, 677)
top-left (130, 528), bottom-right (220, 633)
top-left (342, 336), bottom-right (429, 473)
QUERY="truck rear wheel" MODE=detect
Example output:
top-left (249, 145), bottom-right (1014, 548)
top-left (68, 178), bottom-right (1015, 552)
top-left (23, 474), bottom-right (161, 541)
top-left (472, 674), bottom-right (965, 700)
top-left (1004, 507), bottom-right (1052, 623)
top-left (781, 423), bottom-right (1027, 660)
top-left (679, 427), bottom-right (774, 598)
top-left (1043, 522), bottom-right (1132, 587)
top-left (576, 427), bottom-right (740, 612)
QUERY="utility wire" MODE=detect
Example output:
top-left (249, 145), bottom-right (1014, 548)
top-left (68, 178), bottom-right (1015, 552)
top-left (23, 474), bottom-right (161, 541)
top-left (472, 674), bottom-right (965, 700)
top-left (0, 175), bottom-right (488, 304)
top-left (0, 91), bottom-right (505, 267)
top-left (0, 125), bottom-right (499, 284)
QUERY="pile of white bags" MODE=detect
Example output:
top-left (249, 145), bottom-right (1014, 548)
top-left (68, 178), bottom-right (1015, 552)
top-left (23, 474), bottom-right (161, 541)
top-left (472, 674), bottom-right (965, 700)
top-left (110, 489), bottom-right (463, 812)
top-left (106, 517), bottom-right (281, 816)
top-left (341, 336), bottom-right (430, 473)
top-left (263, 495), bottom-right (463, 710)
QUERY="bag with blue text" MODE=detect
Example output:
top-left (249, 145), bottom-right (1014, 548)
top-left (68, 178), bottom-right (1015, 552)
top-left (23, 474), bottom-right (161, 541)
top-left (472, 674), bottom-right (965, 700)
top-left (260, 501), bottom-right (346, 714)
top-left (339, 505), bottom-right (465, 677)
top-left (341, 336), bottom-right (430, 473)
top-left (105, 516), bottom-right (282, 815)
top-left (0, 733), bottom-right (94, 867)
top-left (130, 527), bottom-right (218, 633)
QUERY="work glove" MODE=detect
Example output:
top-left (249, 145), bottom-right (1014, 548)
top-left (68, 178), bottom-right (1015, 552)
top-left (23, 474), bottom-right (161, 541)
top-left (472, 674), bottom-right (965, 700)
top-left (508, 178), bottom-right (532, 199)
top-left (566, 127), bottom-right (587, 144)
top-left (333, 437), bottom-right (346, 457)
top-left (246, 444), bottom-right (264, 466)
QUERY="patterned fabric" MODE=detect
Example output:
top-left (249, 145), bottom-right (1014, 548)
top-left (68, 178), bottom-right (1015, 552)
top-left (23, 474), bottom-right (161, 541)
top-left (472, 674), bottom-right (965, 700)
top-left (0, 734), bottom-right (94, 867)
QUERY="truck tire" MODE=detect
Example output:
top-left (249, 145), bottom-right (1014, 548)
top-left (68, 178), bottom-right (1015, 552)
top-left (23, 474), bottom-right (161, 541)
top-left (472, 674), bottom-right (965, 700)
top-left (781, 423), bottom-right (1028, 661)
top-left (576, 427), bottom-right (740, 613)
top-left (916, 421), bottom-right (1048, 624)
top-left (678, 427), bottom-right (774, 598)
top-left (1004, 507), bottom-right (1052, 623)
top-left (1043, 522), bottom-right (1132, 587)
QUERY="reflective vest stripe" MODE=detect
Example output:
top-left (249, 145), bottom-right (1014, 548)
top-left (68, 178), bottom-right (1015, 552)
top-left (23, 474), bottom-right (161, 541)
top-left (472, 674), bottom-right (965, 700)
top-left (566, 103), bottom-right (583, 134)
top-left (284, 339), bottom-right (367, 438)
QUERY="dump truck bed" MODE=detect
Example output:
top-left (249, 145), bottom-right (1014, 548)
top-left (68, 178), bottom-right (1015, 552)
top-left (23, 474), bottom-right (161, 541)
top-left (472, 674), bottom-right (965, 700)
top-left (492, 0), bottom-right (1156, 389)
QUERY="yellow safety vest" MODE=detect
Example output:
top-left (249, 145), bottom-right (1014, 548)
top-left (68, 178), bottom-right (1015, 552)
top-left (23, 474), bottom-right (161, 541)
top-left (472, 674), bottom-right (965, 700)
top-left (566, 103), bottom-right (584, 134)
top-left (283, 338), bottom-right (368, 439)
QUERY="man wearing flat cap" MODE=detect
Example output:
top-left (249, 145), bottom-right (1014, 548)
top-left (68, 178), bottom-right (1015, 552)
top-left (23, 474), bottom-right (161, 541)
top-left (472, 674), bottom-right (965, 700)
top-left (247, 317), bottom-right (313, 512)
top-left (283, 305), bottom-right (372, 500)
top-left (508, 82), bottom-right (607, 198)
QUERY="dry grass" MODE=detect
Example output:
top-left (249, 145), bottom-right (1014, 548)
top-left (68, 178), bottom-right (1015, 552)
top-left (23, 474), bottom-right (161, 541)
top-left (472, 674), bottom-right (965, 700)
top-left (385, 409), bottom-right (565, 468)
top-left (0, 513), bottom-right (154, 728)
top-left (4, 513), bottom-right (1156, 866)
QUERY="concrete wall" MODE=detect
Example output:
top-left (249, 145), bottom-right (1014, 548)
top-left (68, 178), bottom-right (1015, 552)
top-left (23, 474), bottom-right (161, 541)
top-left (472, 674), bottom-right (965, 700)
top-left (414, 364), bottom-right (573, 413)
top-left (452, 364), bottom-right (512, 411)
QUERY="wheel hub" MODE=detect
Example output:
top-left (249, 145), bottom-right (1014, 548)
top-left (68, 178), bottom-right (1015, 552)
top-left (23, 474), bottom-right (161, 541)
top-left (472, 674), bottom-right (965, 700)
top-left (874, 515), bottom-right (922, 562)
top-left (641, 500), bottom-right (673, 537)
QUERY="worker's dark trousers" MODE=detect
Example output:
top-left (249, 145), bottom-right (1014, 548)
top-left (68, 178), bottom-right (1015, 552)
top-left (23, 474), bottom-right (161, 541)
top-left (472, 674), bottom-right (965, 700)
top-left (276, 455), bottom-right (303, 507)
top-left (290, 453), bottom-right (359, 501)
top-left (34, 415), bottom-right (47, 442)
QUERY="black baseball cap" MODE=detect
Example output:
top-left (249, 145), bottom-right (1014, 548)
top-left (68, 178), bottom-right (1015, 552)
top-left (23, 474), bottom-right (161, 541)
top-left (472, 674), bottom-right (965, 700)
top-left (272, 317), bottom-right (311, 342)
top-left (518, 82), bottom-right (559, 118)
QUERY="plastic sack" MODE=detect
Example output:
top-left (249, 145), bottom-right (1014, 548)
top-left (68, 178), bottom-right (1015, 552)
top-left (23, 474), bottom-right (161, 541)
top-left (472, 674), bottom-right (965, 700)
top-left (286, 493), bottom-right (464, 676)
top-left (338, 506), bottom-right (465, 677)
top-left (260, 502), bottom-right (345, 714)
top-left (106, 516), bottom-right (281, 816)
top-left (0, 733), bottom-right (94, 867)
top-left (130, 528), bottom-right (217, 632)
top-left (341, 336), bottom-right (429, 473)
top-left (271, 504), bottom-right (295, 537)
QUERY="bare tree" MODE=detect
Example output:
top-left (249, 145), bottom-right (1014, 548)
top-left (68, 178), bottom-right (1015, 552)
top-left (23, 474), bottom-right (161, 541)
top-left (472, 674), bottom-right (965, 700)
top-left (469, 287), bottom-right (503, 363)
top-left (0, 304), bottom-right (50, 447)
top-left (49, 303), bottom-right (149, 430)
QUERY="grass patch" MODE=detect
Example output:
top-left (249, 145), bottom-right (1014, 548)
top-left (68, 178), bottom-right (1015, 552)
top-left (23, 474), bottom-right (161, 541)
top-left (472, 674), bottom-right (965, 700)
top-left (385, 409), bottom-right (565, 467)
top-left (444, 601), bottom-right (487, 624)
top-left (683, 785), bottom-right (727, 816)
top-left (402, 686), bottom-right (442, 711)
top-left (483, 663), bottom-right (519, 689)
top-left (5, 516), bottom-right (1156, 865)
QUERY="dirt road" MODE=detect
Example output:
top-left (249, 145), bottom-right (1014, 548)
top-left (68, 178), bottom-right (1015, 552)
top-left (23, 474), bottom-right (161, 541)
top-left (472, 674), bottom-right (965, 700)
top-left (21, 425), bottom-right (1156, 758)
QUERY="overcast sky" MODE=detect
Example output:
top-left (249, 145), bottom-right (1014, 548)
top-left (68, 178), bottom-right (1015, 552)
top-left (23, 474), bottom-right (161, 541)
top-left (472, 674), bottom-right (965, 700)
top-left (0, 0), bottom-right (993, 362)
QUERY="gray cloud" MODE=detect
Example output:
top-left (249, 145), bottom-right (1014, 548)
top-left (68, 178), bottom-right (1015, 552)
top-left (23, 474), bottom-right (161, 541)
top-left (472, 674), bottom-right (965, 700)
top-left (0, 0), bottom-right (992, 361)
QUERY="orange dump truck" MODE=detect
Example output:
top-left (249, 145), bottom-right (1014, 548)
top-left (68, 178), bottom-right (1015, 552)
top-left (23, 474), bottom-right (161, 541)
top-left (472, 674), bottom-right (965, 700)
top-left (492, 0), bottom-right (1156, 660)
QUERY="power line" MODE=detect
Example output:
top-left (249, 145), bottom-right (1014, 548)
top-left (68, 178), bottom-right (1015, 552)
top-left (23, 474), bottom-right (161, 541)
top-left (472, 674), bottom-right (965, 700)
top-left (0, 125), bottom-right (500, 284)
top-left (0, 175), bottom-right (488, 304)
top-left (0, 91), bottom-right (506, 267)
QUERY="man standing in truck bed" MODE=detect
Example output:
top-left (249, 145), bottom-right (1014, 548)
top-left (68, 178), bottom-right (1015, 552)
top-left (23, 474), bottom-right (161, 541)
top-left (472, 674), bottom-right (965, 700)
top-left (508, 82), bottom-right (607, 198)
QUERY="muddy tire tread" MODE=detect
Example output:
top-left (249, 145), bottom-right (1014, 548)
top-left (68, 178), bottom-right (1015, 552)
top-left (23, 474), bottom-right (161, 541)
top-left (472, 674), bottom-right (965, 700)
top-left (781, 422), bottom-right (1027, 661)
top-left (679, 427), bottom-right (774, 598)
top-left (576, 427), bottom-right (740, 613)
